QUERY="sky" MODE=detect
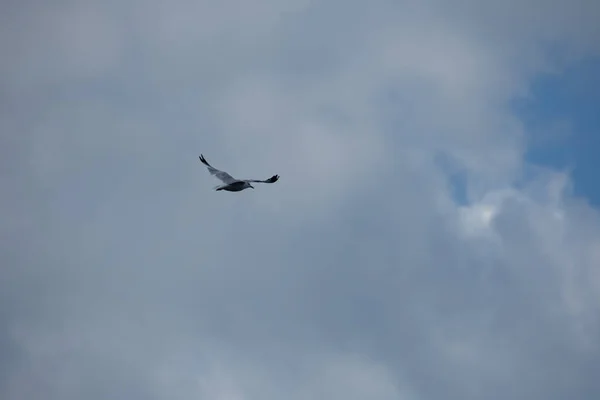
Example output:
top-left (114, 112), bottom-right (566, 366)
top-left (517, 57), bottom-right (600, 205)
top-left (1, 1), bottom-right (600, 399)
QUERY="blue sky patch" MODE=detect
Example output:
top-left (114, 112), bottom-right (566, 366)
top-left (514, 57), bottom-right (600, 206)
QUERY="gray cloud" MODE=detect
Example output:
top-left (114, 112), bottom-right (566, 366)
top-left (2, 0), bottom-right (600, 399)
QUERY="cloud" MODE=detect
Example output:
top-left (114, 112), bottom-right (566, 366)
top-left (1, 0), bottom-right (600, 399)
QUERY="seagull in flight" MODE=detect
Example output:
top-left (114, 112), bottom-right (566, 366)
top-left (199, 154), bottom-right (280, 192)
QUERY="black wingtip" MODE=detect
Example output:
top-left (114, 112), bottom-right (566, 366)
top-left (199, 154), bottom-right (208, 166)
top-left (266, 174), bottom-right (280, 183)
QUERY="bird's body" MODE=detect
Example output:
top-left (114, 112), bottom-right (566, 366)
top-left (215, 181), bottom-right (252, 192)
top-left (199, 154), bottom-right (280, 192)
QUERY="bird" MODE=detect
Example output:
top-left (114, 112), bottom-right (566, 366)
top-left (199, 154), bottom-right (280, 192)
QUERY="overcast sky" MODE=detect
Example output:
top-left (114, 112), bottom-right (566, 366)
top-left (2, 0), bottom-right (600, 399)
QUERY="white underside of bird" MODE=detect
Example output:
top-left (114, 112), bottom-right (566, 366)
top-left (199, 154), bottom-right (280, 192)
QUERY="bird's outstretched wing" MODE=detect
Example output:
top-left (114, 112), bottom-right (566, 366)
top-left (246, 175), bottom-right (280, 184)
top-left (199, 154), bottom-right (237, 184)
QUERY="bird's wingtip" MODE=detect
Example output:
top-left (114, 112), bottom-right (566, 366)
top-left (266, 174), bottom-right (280, 183)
